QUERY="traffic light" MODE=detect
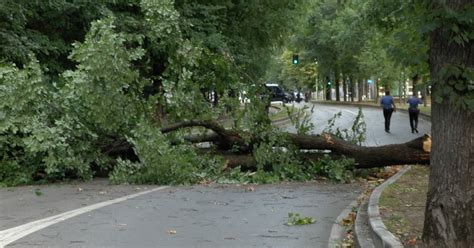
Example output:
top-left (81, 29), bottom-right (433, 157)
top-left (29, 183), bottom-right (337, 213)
top-left (292, 54), bottom-right (299, 64)
top-left (327, 81), bottom-right (332, 86)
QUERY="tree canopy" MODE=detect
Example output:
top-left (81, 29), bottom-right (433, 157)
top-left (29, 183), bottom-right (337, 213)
top-left (0, 1), bottom-right (472, 244)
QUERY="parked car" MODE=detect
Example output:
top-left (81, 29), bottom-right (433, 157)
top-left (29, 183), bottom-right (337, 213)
top-left (264, 83), bottom-right (291, 103)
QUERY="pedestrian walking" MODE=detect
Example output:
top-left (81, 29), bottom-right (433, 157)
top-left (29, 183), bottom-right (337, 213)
top-left (380, 91), bottom-right (396, 133)
top-left (407, 93), bottom-right (423, 133)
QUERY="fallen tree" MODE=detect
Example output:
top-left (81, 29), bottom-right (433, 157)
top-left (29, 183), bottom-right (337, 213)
top-left (105, 119), bottom-right (431, 169)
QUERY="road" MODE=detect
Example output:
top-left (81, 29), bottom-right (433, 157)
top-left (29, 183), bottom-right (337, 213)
top-left (0, 103), bottom-right (430, 248)
top-left (286, 103), bottom-right (431, 146)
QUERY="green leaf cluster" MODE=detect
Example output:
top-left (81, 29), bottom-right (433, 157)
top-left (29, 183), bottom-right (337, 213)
top-left (286, 212), bottom-right (316, 226)
top-left (0, 58), bottom-right (101, 185)
top-left (323, 108), bottom-right (367, 145)
top-left (109, 120), bottom-right (223, 185)
top-left (1, 0), bottom-right (310, 186)
top-left (307, 155), bottom-right (355, 183)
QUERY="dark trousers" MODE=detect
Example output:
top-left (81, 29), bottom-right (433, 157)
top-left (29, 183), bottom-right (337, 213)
top-left (383, 108), bottom-right (394, 131)
top-left (409, 108), bottom-right (420, 130)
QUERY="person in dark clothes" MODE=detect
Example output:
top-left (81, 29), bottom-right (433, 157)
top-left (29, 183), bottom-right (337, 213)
top-left (407, 93), bottom-right (423, 133)
top-left (380, 91), bottom-right (396, 133)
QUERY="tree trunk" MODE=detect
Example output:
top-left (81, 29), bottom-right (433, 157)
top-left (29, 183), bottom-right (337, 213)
top-left (422, 1), bottom-right (474, 247)
top-left (214, 132), bottom-right (430, 169)
top-left (412, 74), bottom-right (419, 97)
top-left (213, 91), bottom-right (219, 107)
top-left (357, 78), bottom-right (363, 102)
top-left (286, 133), bottom-right (430, 168)
top-left (103, 119), bottom-right (432, 173)
top-left (201, 133), bottom-right (431, 169)
top-left (349, 76), bottom-right (355, 102)
top-left (163, 120), bottom-right (431, 168)
top-left (401, 71), bottom-right (406, 103)
top-left (315, 76), bottom-right (319, 101)
top-left (326, 76), bottom-right (332, 101)
top-left (399, 76), bottom-right (403, 104)
top-left (323, 83), bottom-right (327, 101)
top-left (335, 71), bottom-right (340, 101)
top-left (422, 85), bottom-right (428, 107)
top-left (364, 78), bottom-right (369, 101)
top-left (343, 73), bottom-right (347, 102)
top-left (374, 78), bottom-right (379, 104)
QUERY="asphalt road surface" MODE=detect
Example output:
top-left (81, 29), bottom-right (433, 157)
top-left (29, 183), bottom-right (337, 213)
top-left (285, 103), bottom-right (431, 146)
top-left (0, 103), bottom-right (430, 248)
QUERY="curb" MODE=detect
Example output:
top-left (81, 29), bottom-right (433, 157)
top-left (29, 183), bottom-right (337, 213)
top-left (310, 101), bottom-right (431, 121)
top-left (327, 199), bottom-right (359, 248)
top-left (355, 198), bottom-right (375, 248)
top-left (367, 165), bottom-right (411, 248)
top-left (272, 113), bottom-right (296, 125)
top-left (271, 107), bottom-right (307, 125)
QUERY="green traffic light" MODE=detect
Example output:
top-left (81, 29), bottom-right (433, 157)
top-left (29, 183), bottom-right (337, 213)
top-left (292, 54), bottom-right (299, 64)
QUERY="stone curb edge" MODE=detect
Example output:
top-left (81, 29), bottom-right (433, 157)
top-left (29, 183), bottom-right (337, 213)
top-left (310, 101), bottom-right (431, 121)
top-left (327, 199), bottom-right (359, 248)
top-left (354, 198), bottom-right (374, 248)
top-left (271, 107), bottom-right (307, 125)
top-left (368, 165), bottom-right (411, 248)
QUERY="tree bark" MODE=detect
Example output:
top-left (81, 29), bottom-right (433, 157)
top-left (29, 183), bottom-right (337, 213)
top-left (422, 85), bottom-right (428, 107)
top-left (342, 73), bottom-right (347, 102)
top-left (286, 133), bottom-right (430, 168)
top-left (374, 78), bottom-right (379, 104)
top-left (201, 134), bottom-right (431, 169)
top-left (335, 71), bottom-right (340, 101)
top-left (422, 1), bottom-right (474, 247)
top-left (399, 76), bottom-right (403, 104)
top-left (401, 71), bottom-right (406, 103)
top-left (159, 120), bottom-right (431, 168)
top-left (364, 78), bottom-right (369, 101)
top-left (357, 78), bottom-right (363, 102)
top-left (326, 75), bottom-right (332, 101)
top-left (349, 76), bottom-right (355, 102)
top-left (102, 119), bottom-right (432, 172)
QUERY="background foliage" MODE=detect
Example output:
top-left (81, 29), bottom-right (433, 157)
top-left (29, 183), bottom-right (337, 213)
top-left (1, 0), bottom-right (471, 187)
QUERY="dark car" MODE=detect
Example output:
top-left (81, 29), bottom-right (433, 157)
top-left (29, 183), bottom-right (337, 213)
top-left (264, 83), bottom-right (291, 103)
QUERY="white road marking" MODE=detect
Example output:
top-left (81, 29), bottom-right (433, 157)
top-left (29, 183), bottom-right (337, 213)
top-left (341, 109), bottom-right (357, 115)
top-left (0, 186), bottom-right (169, 247)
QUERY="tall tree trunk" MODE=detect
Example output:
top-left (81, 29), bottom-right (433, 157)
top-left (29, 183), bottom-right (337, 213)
top-left (357, 78), bottom-right (363, 102)
top-left (412, 74), bottom-right (419, 97)
top-left (422, 85), bottom-right (428, 107)
top-left (364, 78), bottom-right (369, 101)
top-left (213, 91), bottom-right (219, 107)
top-left (315, 75), bottom-right (319, 101)
top-left (399, 74), bottom-right (403, 104)
top-left (422, 1), bottom-right (474, 247)
top-left (401, 71), bottom-right (406, 103)
top-left (374, 78), bottom-right (379, 104)
top-left (342, 73), bottom-right (347, 102)
top-left (364, 79), bottom-right (370, 100)
top-left (349, 76), bottom-right (355, 102)
top-left (326, 76), bottom-right (332, 101)
top-left (335, 71), bottom-right (340, 101)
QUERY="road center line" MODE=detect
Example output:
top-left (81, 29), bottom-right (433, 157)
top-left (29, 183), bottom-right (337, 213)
top-left (0, 186), bottom-right (169, 248)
